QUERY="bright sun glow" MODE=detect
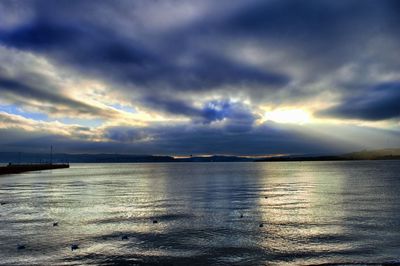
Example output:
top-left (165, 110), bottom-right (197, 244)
top-left (264, 109), bottom-right (311, 124)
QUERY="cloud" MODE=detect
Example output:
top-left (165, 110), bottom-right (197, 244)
top-left (1, 105), bottom-right (400, 155)
top-left (0, 76), bottom-right (119, 119)
top-left (141, 97), bottom-right (259, 127)
top-left (1, 1), bottom-right (398, 108)
top-left (0, 111), bottom-right (95, 140)
top-left (105, 126), bottom-right (149, 143)
top-left (0, 45), bottom-right (151, 125)
top-left (2, 118), bottom-right (399, 155)
top-left (0, 2), bottom-right (291, 118)
top-left (200, 100), bottom-right (259, 132)
top-left (319, 82), bottom-right (400, 121)
top-left (0, 0), bottom-right (400, 154)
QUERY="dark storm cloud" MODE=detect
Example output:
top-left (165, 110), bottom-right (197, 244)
top-left (0, 0), bottom-right (400, 154)
top-left (319, 82), bottom-right (400, 121)
top-left (0, 18), bottom-right (154, 68)
top-left (1, 0), bottom-right (399, 113)
top-left (142, 96), bottom-right (199, 118)
top-left (105, 127), bottom-right (147, 143)
top-left (1, 20), bottom-right (77, 48)
top-left (226, 1), bottom-right (376, 41)
top-left (0, 6), bottom-right (289, 93)
top-left (222, 0), bottom-right (400, 59)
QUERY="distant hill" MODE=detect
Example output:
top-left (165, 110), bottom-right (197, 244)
top-left (0, 152), bottom-right (251, 163)
top-left (255, 155), bottom-right (346, 162)
top-left (256, 148), bottom-right (400, 162)
top-left (0, 149), bottom-right (399, 164)
top-left (343, 148), bottom-right (400, 160)
top-left (176, 155), bottom-right (253, 162)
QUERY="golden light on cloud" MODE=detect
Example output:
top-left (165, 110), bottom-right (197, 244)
top-left (264, 109), bottom-right (311, 124)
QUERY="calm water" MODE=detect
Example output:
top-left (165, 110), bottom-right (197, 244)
top-left (1, 161), bottom-right (400, 265)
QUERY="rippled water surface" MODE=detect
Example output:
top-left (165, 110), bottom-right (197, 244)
top-left (1, 161), bottom-right (400, 265)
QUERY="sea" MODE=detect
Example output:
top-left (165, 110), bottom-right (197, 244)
top-left (1, 161), bottom-right (400, 265)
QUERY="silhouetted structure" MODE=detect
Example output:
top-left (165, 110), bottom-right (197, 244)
top-left (0, 163), bottom-right (69, 175)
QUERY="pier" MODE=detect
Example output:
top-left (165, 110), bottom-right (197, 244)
top-left (0, 163), bottom-right (69, 175)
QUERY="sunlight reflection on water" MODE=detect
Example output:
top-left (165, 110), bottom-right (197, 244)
top-left (1, 161), bottom-right (400, 265)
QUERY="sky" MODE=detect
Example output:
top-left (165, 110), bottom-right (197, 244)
top-left (0, 0), bottom-right (399, 156)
